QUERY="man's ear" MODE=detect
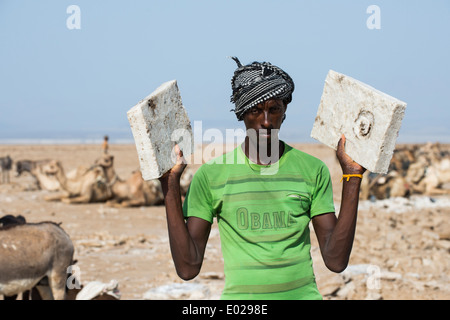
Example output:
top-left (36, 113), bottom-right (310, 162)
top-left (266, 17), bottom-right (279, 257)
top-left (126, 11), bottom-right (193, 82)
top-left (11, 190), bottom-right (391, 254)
top-left (282, 103), bottom-right (288, 122)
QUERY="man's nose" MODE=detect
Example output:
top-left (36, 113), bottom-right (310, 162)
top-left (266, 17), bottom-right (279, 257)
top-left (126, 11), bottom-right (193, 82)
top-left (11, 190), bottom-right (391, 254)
top-left (261, 111), bottom-right (272, 129)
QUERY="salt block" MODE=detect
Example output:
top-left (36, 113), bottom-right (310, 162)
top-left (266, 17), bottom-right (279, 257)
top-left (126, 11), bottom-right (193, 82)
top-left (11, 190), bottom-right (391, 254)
top-left (127, 80), bottom-right (193, 180)
top-left (310, 70), bottom-right (406, 174)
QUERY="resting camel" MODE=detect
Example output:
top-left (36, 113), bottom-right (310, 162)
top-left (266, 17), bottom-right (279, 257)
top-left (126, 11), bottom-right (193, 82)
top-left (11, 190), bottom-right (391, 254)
top-left (95, 154), bottom-right (164, 207)
top-left (43, 160), bottom-right (112, 204)
top-left (15, 159), bottom-right (62, 191)
top-left (0, 218), bottom-right (74, 300)
top-left (364, 170), bottom-right (410, 200)
top-left (361, 143), bottom-right (450, 199)
top-left (388, 145), bottom-right (416, 176)
top-left (411, 158), bottom-right (450, 195)
top-left (16, 159), bottom-right (89, 191)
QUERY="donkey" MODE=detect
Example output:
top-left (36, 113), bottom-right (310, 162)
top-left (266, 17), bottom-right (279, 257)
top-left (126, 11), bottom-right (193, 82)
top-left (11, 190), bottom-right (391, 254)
top-left (0, 219), bottom-right (74, 300)
top-left (0, 155), bottom-right (12, 184)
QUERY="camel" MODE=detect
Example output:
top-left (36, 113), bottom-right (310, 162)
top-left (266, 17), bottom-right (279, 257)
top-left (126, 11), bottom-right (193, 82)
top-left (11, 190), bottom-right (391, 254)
top-left (404, 143), bottom-right (450, 196)
top-left (361, 143), bottom-right (450, 199)
top-left (0, 218), bottom-right (74, 300)
top-left (360, 146), bottom-right (415, 200)
top-left (16, 159), bottom-right (89, 191)
top-left (94, 154), bottom-right (164, 207)
top-left (412, 158), bottom-right (450, 195)
top-left (96, 154), bottom-right (195, 207)
top-left (43, 160), bottom-right (112, 204)
top-left (361, 170), bottom-right (410, 200)
top-left (388, 145), bottom-right (416, 176)
top-left (15, 159), bottom-right (62, 191)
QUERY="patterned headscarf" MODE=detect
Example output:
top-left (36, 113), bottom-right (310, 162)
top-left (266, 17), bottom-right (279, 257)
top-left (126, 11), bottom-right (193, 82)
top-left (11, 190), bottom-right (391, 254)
top-left (230, 57), bottom-right (295, 121)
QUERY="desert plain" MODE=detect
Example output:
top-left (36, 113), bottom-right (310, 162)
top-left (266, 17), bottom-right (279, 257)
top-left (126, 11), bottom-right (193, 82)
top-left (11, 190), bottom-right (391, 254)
top-left (0, 142), bottom-right (449, 300)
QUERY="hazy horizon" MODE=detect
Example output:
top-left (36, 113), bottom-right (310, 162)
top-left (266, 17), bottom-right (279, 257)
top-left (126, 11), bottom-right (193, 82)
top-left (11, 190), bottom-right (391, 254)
top-left (1, 1), bottom-right (449, 145)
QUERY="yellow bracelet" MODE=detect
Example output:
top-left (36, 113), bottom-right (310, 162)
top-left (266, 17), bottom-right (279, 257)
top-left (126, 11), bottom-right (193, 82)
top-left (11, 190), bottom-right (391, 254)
top-left (340, 174), bottom-right (363, 182)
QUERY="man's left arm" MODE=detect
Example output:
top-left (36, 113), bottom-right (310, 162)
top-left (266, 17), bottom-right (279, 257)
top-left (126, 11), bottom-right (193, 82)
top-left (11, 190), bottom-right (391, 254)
top-left (312, 135), bottom-right (365, 273)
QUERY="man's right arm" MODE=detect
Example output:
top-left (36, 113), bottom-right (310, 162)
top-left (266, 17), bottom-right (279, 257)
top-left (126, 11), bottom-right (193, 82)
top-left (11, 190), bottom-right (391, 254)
top-left (159, 146), bottom-right (211, 280)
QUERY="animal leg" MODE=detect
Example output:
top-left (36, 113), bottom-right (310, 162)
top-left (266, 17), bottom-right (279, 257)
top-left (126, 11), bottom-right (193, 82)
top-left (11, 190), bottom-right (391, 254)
top-left (425, 187), bottom-right (450, 196)
top-left (44, 192), bottom-right (70, 202)
top-left (62, 194), bottom-right (91, 204)
top-left (48, 272), bottom-right (67, 300)
top-left (106, 198), bottom-right (121, 207)
top-left (36, 285), bottom-right (53, 300)
top-left (120, 198), bottom-right (146, 207)
top-left (62, 187), bottom-right (95, 204)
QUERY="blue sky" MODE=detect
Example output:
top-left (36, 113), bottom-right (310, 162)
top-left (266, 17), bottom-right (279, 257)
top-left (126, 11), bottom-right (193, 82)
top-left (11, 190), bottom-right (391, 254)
top-left (0, 0), bottom-right (449, 143)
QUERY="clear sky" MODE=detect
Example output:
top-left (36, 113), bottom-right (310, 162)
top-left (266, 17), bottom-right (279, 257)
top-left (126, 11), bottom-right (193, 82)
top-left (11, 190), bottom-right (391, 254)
top-left (0, 0), bottom-right (449, 144)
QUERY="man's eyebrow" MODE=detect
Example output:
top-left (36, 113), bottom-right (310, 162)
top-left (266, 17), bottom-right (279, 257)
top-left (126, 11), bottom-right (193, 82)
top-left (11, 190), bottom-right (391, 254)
top-left (269, 101), bottom-right (284, 107)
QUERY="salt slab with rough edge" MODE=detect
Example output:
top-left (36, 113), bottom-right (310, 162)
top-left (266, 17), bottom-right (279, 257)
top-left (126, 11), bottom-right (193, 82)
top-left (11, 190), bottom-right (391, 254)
top-left (127, 80), bottom-right (193, 180)
top-left (310, 70), bottom-right (406, 174)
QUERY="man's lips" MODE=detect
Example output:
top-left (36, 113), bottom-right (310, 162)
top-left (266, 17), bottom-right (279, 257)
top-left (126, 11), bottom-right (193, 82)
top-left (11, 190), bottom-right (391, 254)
top-left (247, 129), bottom-right (279, 139)
top-left (257, 129), bottom-right (272, 138)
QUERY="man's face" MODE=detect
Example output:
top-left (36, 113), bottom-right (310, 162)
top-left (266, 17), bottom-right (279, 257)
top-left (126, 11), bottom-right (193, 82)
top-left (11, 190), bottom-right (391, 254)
top-left (242, 99), bottom-right (286, 144)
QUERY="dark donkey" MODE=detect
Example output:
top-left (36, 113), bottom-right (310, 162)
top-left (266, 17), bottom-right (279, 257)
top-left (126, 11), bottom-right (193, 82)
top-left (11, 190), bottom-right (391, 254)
top-left (0, 155), bottom-right (12, 184)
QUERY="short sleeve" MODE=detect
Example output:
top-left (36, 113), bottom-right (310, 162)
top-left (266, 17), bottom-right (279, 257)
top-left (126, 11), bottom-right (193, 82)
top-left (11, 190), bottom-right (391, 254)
top-left (310, 164), bottom-right (335, 218)
top-left (182, 167), bottom-right (214, 224)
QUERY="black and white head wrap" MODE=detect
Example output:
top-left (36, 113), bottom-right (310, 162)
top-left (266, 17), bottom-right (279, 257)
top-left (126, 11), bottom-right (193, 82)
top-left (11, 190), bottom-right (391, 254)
top-left (230, 57), bottom-right (295, 121)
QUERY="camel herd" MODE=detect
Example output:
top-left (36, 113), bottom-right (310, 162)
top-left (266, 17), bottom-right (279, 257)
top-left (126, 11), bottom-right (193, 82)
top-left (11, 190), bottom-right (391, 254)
top-left (2, 143), bottom-right (450, 204)
top-left (9, 153), bottom-right (193, 207)
top-left (360, 142), bottom-right (450, 200)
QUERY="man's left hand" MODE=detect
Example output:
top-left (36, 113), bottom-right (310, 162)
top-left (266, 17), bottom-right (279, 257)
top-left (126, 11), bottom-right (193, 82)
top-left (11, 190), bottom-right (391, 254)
top-left (336, 134), bottom-right (366, 175)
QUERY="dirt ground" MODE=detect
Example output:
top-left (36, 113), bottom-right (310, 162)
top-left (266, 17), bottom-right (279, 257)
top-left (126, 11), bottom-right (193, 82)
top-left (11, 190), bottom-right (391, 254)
top-left (0, 143), bottom-right (449, 300)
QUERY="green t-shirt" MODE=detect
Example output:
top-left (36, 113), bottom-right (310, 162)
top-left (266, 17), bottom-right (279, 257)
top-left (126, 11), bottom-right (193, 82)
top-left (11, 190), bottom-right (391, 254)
top-left (183, 142), bottom-right (335, 300)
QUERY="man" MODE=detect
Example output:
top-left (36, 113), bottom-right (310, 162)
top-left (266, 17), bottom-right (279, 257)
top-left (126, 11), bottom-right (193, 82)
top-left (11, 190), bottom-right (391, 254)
top-left (102, 135), bottom-right (109, 154)
top-left (159, 58), bottom-right (365, 299)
